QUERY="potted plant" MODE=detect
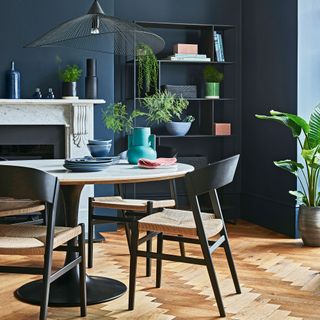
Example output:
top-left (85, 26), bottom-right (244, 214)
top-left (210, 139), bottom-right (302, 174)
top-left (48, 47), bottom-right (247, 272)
top-left (142, 90), bottom-right (191, 136)
top-left (203, 65), bottom-right (224, 99)
top-left (256, 107), bottom-right (320, 246)
top-left (60, 64), bottom-right (82, 98)
top-left (103, 102), bottom-right (156, 164)
top-left (136, 43), bottom-right (158, 97)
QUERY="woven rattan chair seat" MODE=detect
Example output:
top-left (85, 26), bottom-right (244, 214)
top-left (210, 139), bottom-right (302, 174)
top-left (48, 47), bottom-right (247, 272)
top-left (92, 196), bottom-right (175, 211)
top-left (0, 224), bottom-right (81, 255)
top-left (0, 197), bottom-right (45, 217)
top-left (139, 208), bottom-right (223, 238)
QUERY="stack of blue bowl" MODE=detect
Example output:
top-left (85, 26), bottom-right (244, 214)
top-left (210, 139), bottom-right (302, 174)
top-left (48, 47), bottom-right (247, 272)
top-left (87, 139), bottom-right (112, 158)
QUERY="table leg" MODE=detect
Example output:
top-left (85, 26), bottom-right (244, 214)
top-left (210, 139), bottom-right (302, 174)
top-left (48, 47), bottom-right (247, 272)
top-left (16, 184), bottom-right (126, 307)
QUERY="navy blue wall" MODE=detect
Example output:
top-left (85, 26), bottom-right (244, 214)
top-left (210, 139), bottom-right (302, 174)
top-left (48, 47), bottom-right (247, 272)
top-left (241, 0), bottom-right (298, 237)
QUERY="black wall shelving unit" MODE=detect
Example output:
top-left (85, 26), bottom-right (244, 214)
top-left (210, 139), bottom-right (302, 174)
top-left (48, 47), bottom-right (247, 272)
top-left (118, 20), bottom-right (242, 219)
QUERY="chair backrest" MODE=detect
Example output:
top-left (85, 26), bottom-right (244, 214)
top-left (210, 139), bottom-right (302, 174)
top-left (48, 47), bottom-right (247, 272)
top-left (0, 165), bottom-right (59, 205)
top-left (185, 155), bottom-right (240, 196)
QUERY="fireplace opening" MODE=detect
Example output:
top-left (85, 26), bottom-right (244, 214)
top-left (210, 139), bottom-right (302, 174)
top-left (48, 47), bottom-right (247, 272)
top-left (0, 125), bottom-right (65, 160)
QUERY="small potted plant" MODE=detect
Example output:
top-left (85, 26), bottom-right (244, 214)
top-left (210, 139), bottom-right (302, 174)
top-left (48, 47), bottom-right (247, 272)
top-left (256, 106), bottom-right (320, 246)
top-left (203, 65), bottom-right (224, 99)
top-left (142, 90), bottom-right (191, 136)
top-left (60, 64), bottom-right (82, 98)
top-left (136, 43), bottom-right (158, 97)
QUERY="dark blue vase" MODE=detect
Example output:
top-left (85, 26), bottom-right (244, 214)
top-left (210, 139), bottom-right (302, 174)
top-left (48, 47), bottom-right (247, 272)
top-left (7, 61), bottom-right (20, 99)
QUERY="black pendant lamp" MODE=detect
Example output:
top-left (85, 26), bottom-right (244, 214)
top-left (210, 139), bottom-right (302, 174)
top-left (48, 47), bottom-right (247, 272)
top-left (25, 0), bottom-right (165, 55)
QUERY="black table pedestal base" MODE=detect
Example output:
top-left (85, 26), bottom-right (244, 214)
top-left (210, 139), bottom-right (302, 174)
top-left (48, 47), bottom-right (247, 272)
top-left (15, 275), bottom-right (127, 307)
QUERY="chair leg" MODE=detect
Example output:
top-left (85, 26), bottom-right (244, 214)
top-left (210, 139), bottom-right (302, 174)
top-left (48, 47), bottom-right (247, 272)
top-left (179, 238), bottom-right (186, 257)
top-left (128, 221), bottom-right (139, 311)
top-left (39, 244), bottom-right (54, 320)
top-left (78, 224), bottom-right (87, 317)
top-left (224, 240), bottom-right (241, 294)
top-left (156, 233), bottom-right (163, 288)
top-left (199, 239), bottom-right (226, 317)
top-left (88, 197), bottom-right (94, 269)
top-left (146, 231), bottom-right (152, 277)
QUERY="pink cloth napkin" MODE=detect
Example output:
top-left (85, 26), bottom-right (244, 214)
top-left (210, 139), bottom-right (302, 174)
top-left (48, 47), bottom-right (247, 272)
top-left (138, 157), bottom-right (177, 169)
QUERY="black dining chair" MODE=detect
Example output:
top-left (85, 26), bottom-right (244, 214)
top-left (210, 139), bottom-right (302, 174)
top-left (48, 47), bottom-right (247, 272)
top-left (0, 165), bottom-right (86, 320)
top-left (128, 155), bottom-right (241, 317)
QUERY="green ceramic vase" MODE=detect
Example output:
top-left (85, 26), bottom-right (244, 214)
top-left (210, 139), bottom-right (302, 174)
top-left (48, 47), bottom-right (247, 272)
top-left (127, 127), bottom-right (157, 164)
top-left (205, 82), bottom-right (220, 99)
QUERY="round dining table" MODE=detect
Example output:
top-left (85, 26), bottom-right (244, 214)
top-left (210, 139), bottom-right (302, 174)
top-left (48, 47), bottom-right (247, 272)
top-left (1, 159), bottom-right (194, 307)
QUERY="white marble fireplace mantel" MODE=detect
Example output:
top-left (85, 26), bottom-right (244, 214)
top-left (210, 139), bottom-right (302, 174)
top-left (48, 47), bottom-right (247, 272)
top-left (0, 99), bottom-right (105, 158)
top-left (0, 99), bottom-right (106, 227)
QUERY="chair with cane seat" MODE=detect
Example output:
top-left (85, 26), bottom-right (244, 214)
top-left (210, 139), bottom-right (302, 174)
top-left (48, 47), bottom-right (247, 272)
top-left (0, 165), bottom-right (86, 320)
top-left (128, 155), bottom-right (241, 317)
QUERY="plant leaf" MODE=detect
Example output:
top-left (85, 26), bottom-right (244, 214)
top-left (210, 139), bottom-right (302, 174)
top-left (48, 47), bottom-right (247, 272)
top-left (301, 147), bottom-right (320, 167)
top-left (256, 113), bottom-right (302, 137)
top-left (308, 104), bottom-right (320, 148)
top-left (289, 190), bottom-right (308, 205)
top-left (270, 110), bottom-right (309, 135)
top-left (274, 160), bottom-right (304, 176)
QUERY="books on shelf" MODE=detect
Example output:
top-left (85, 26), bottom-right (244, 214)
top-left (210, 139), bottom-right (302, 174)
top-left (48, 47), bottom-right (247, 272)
top-left (214, 31), bottom-right (225, 62)
top-left (167, 53), bottom-right (211, 62)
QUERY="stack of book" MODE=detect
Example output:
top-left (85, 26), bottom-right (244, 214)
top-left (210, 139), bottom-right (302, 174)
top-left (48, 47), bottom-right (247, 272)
top-left (214, 31), bottom-right (225, 62)
top-left (167, 53), bottom-right (211, 62)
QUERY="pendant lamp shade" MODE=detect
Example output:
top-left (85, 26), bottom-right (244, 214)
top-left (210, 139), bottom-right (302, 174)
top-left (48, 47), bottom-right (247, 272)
top-left (25, 0), bottom-right (165, 55)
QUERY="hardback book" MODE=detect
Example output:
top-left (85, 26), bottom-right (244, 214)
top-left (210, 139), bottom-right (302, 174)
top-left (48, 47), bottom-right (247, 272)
top-left (173, 53), bottom-right (207, 59)
top-left (214, 31), bottom-right (222, 61)
top-left (169, 56), bottom-right (211, 62)
top-left (173, 43), bottom-right (198, 54)
top-left (217, 33), bottom-right (225, 62)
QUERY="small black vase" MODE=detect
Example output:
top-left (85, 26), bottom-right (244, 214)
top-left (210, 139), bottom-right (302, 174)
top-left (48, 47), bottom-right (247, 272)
top-left (85, 58), bottom-right (98, 99)
top-left (62, 82), bottom-right (77, 97)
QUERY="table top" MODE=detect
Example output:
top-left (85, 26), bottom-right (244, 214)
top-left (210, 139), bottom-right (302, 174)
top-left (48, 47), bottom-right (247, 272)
top-left (1, 159), bottom-right (194, 185)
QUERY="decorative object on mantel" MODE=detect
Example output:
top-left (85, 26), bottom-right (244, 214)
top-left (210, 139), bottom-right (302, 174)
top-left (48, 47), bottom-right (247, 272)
top-left (7, 61), bottom-right (20, 99)
top-left (256, 107), bottom-right (320, 246)
top-left (60, 64), bottom-right (82, 99)
top-left (204, 65), bottom-right (224, 99)
top-left (85, 58), bottom-right (98, 99)
top-left (32, 88), bottom-right (42, 99)
top-left (24, 0), bottom-right (164, 56)
top-left (46, 88), bottom-right (55, 99)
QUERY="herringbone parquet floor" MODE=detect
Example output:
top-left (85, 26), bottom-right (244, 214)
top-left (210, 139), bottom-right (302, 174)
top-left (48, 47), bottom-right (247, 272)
top-left (1, 220), bottom-right (320, 319)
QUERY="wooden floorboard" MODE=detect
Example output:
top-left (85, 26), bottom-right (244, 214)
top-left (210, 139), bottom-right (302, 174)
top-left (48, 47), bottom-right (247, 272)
top-left (0, 220), bottom-right (320, 319)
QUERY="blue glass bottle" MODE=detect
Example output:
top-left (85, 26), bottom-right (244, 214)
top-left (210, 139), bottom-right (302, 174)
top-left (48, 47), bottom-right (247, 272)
top-left (7, 61), bottom-right (20, 99)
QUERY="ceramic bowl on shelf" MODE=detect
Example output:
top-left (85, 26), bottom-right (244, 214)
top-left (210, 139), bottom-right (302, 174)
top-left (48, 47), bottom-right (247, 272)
top-left (165, 121), bottom-right (191, 136)
top-left (88, 139), bottom-right (112, 145)
top-left (87, 143), bottom-right (112, 157)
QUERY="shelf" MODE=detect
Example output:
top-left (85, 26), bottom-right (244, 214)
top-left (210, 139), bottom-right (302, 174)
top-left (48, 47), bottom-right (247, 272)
top-left (135, 21), bottom-right (236, 30)
top-left (130, 97), bottom-right (235, 102)
top-left (157, 135), bottom-right (234, 139)
top-left (158, 60), bottom-right (235, 65)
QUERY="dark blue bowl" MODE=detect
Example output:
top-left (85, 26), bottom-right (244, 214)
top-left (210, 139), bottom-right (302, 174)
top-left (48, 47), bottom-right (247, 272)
top-left (87, 143), bottom-right (112, 157)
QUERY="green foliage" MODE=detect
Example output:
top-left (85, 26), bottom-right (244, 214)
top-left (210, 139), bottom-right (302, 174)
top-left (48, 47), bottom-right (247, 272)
top-left (142, 90), bottom-right (189, 124)
top-left (136, 44), bottom-right (158, 97)
top-left (102, 102), bottom-right (145, 134)
top-left (256, 105), bottom-right (320, 206)
top-left (203, 65), bottom-right (224, 83)
top-left (60, 64), bottom-right (82, 82)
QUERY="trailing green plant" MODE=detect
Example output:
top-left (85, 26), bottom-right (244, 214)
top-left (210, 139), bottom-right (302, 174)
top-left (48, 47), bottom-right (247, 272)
top-left (183, 115), bottom-right (195, 123)
top-left (256, 106), bottom-right (320, 207)
top-left (136, 43), bottom-right (158, 97)
top-left (203, 65), bottom-right (224, 83)
top-left (142, 90), bottom-right (189, 124)
top-left (102, 102), bottom-right (145, 134)
top-left (60, 64), bottom-right (82, 82)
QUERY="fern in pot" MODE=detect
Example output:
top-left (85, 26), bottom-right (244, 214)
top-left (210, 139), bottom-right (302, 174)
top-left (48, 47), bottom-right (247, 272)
top-left (142, 90), bottom-right (192, 136)
top-left (60, 64), bottom-right (82, 98)
top-left (256, 106), bottom-right (320, 246)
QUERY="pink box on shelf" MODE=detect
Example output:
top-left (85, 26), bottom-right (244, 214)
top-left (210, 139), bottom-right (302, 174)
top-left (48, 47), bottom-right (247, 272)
top-left (214, 123), bottom-right (231, 136)
top-left (173, 43), bottom-right (198, 54)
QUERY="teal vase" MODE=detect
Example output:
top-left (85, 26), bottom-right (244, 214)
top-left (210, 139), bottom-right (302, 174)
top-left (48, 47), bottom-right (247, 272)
top-left (127, 127), bottom-right (157, 164)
